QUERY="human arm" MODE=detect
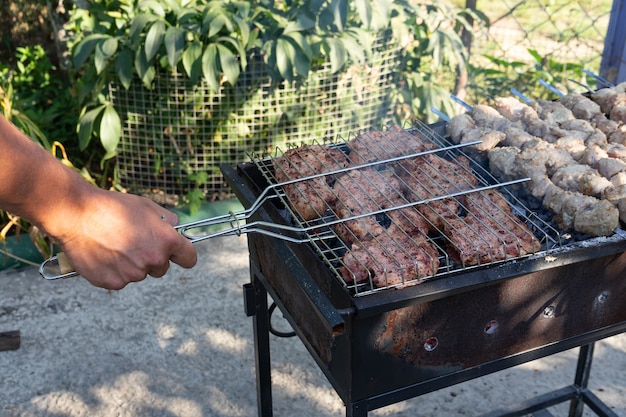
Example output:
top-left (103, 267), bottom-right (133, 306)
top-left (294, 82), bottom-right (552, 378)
top-left (0, 114), bottom-right (197, 289)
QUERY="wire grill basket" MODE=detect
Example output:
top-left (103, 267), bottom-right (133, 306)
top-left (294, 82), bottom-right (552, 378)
top-left (251, 121), bottom-right (562, 296)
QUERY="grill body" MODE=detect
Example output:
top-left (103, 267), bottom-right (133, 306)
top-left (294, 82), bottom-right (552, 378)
top-left (223, 145), bottom-right (626, 415)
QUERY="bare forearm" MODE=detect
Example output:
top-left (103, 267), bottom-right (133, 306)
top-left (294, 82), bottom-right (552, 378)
top-left (0, 115), bottom-right (84, 232)
top-left (0, 114), bottom-right (197, 289)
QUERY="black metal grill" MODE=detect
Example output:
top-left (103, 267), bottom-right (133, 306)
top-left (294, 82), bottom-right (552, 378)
top-left (224, 121), bottom-right (626, 417)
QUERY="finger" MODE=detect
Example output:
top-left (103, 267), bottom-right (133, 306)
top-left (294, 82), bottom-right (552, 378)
top-left (160, 211), bottom-right (179, 227)
top-left (169, 234), bottom-right (198, 269)
top-left (148, 262), bottom-right (171, 278)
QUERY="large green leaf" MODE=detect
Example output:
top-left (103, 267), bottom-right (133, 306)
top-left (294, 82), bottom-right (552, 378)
top-left (139, 0), bottom-right (166, 17)
top-left (216, 44), bottom-right (239, 85)
top-left (283, 14), bottom-right (315, 35)
top-left (115, 48), bottom-right (134, 89)
top-left (325, 38), bottom-right (347, 73)
top-left (134, 48), bottom-right (156, 87)
top-left (99, 105), bottom-right (121, 157)
top-left (233, 0), bottom-right (251, 18)
top-left (203, 7), bottom-right (233, 38)
top-left (339, 30), bottom-right (367, 63)
top-left (283, 33), bottom-right (311, 77)
top-left (275, 38), bottom-right (295, 80)
top-left (354, 0), bottom-right (373, 28)
top-left (94, 43), bottom-right (109, 74)
top-left (145, 20), bottom-right (166, 61)
top-left (73, 34), bottom-right (109, 69)
top-left (129, 14), bottom-right (158, 45)
top-left (182, 40), bottom-right (203, 82)
top-left (217, 36), bottom-right (248, 70)
top-left (94, 37), bottom-right (118, 74)
top-left (164, 26), bottom-right (185, 68)
top-left (330, 0), bottom-right (349, 32)
top-left (284, 32), bottom-right (312, 61)
top-left (202, 44), bottom-right (220, 91)
top-left (78, 105), bottom-right (106, 150)
top-left (100, 37), bottom-right (119, 57)
top-left (368, 0), bottom-right (393, 30)
top-left (177, 7), bottom-right (200, 24)
top-left (232, 15), bottom-right (251, 48)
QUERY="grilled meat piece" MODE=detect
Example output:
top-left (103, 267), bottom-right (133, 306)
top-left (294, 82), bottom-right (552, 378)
top-left (592, 88), bottom-right (619, 114)
top-left (543, 182), bottom-right (619, 235)
top-left (444, 189), bottom-right (542, 266)
top-left (396, 153), bottom-right (478, 231)
top-left (596, 157), bottom-right (626, 178)
top-left (273, 144), bottom-right (349, 220)
top-left (332, 168), bottom-right (406, 244)
top-left (554, 136), bottom-right (586, 160)
top-left (446, 113), bottom-right (475, 144)
top-left (494, 96), bottom-right (540, 127)
top-left (551, 163), bottom-right (612, 197)
top-left (609, 94), bottom-right (626, 123)
top-left (488, 146), bottom-right (521, 180)
top-left (532, 99), bottom-right (575, 124)
top-left (340, 225), bottom-right (439, 288)
top-left (472, 104), bottom-right (513, 131)
top-left (446, 113), bottom-right (505, 152)
top-left (559, 93), bottom-right (603, 120)
top-left (346, 126), bottom-right (433, 165)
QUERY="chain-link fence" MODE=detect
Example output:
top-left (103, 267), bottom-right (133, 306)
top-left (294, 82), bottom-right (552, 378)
top-left (478, 0), bottom-right (610, 67)
top-left (464, 0), bottom-right (614, 99)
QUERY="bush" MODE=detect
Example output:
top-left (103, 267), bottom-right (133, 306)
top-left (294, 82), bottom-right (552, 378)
top-left (66, 0), bottom-right (488, 158)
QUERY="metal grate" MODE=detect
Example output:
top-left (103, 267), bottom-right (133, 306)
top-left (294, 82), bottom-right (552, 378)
top-left (251, 121), bottom-right (562, 296)
top-left (110, 37), bottom-right (401, 202)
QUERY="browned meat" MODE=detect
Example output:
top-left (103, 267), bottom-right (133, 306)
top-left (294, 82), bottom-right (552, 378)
top-left (396, 154), bottom-right (478, 231)
top-left (273, 144), bottom-right (349, 220)
top-left (444, 189), bottom-right (541, 266)
top-left (331, 168), bottom-right (404, 244)
top-left (446, 113), bottom-right (475, 144)
top-left (340, 226), bottom-right (439, 288)
top-left (346, 126), bottom-right (434, 165)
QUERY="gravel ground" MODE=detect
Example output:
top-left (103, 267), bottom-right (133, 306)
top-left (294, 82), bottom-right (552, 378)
top-left (1, 234), bottom-right (626, 417)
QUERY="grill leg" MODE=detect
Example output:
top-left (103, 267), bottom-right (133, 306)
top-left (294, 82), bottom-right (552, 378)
top-left (568, 343), bottom-right (594, 417)
top-left (246, 274), bottom-right (273, 417)
top-left (347, 400), bottom-right (368, 417)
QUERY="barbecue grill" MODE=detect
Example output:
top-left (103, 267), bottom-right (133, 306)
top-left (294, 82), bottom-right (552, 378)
top-left (220, 120), bottom-right (626, 417)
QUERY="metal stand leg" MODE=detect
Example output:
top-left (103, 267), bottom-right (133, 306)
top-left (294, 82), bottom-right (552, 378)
top-left (347, 400), bottom-right (368, 417)
top-left (244, 275), bottom-right (273, 417)
top-left (568, 343), bottom-right (619, 417)
top-left (568, 343), bottom-right (594, 417)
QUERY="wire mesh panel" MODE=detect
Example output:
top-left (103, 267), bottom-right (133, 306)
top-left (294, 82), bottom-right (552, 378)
top-left (110, 38), bottom-right (400, 201)
top-left (472, 0), bottom-right (611, 72)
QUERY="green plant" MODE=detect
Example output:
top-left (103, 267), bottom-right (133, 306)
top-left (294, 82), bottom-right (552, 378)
top-left (467, 48), bottom-right (599, 105)
top-left (387, 2), bottom-right (489, 124)
top-left (67, 0), bottom-right (387, 159)
top-left (0, 45), bottom-right (86, 159)
top-left (67, 0), bottom-right (484, 156)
